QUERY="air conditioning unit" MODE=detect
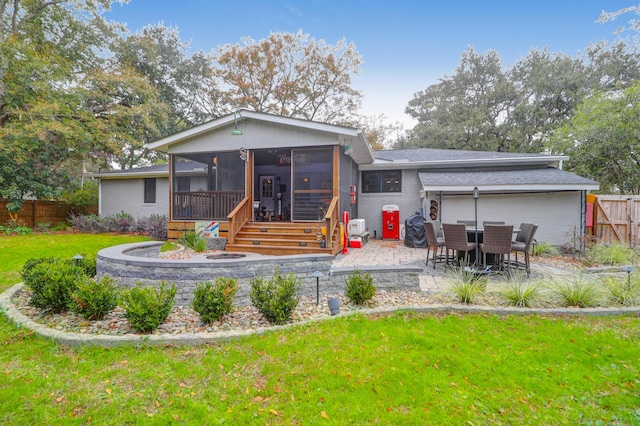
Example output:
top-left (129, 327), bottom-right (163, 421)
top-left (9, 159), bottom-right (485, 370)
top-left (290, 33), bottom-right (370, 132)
top-left (348, 218), bottom-right (366, 236)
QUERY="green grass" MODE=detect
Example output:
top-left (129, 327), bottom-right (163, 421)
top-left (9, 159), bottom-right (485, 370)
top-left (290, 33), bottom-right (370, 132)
top-left (1, 235), bottom-right (640, 424)
top-left (586, 242), bottom-right (636, 266)
top-left (0, 233), bottom-right (150, 292)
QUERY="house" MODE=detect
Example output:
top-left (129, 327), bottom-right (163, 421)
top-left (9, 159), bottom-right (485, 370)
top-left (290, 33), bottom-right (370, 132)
top-left (91, 110), bottom-right (599, 252)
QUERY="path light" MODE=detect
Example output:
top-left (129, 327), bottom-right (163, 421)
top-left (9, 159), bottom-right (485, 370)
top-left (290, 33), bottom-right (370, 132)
top-left (473, 186), bottom-right (480, 266)
top-left (312, 271), bottom-right (323, 306)
top-left (623, 266), bottom-right (634, 289)
top-left (72, 254), bottom-right (84, 267)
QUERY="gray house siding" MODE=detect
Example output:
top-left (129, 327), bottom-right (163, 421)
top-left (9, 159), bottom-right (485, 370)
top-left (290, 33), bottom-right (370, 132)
top-left (356, 170), bottom-right (423, 239)
top-left (100, 178), bottom-right (168, 218)
top-left (436, 191), bottom-right (581, 246)
top-left (356, 169), bottom-right (583, 246)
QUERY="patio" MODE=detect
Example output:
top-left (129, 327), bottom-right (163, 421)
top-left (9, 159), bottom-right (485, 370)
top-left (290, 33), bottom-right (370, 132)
top-left (332, 239), bottom-right (576, 292)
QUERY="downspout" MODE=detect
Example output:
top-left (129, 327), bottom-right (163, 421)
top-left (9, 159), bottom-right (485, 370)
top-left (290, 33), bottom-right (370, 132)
top-left (97, 178), bottom-right (102, 216)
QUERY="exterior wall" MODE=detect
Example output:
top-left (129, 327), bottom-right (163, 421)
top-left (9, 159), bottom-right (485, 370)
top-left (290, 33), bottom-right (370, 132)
top-left (169, 121), bottom-right (339, 154)
top-left (339, 152), bottom-right (358, 218)
top-left (356, 169), bottom-right (584, 246)
top-left (97, 242), bottom-right (421, 306)
top-left (435, 191), bottom-right (582, 246)
top-left (357, 169), bottom-right (423, 239)
top-left (100, 177), bottom-right (169, 218)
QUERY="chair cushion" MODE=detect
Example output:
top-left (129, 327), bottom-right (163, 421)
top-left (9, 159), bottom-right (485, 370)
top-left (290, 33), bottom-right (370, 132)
top-left (511, 241), bottom-right (526, 251)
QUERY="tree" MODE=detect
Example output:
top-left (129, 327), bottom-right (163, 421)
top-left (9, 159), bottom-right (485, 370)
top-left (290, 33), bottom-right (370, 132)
top-left (549, 82), bottom-right (640, 194)
top-left (404, 41), bottom-right (640, 154)
top-left (114, 24), bottom-right (218, 132)
top-left (347, 114), bottom-right (407, 150)
top-left (405, 48), bottom-right (516, 152)
top-left (79, 65), bottom-right (171, 170)
top-left (598, 4), bottom-right (640, 33)
top-left (508, 49), bottom-right (588, 152)
top-left (0, 0), bottom-right (125, 218)
top-left (213, 30), bottom-right (363, 124)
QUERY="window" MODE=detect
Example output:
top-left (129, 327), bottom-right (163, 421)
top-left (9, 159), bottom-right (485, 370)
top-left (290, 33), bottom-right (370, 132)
top-left (362, 170), bottom-right (401, 193)
top-left (144, 178), bottom-right (156, 203)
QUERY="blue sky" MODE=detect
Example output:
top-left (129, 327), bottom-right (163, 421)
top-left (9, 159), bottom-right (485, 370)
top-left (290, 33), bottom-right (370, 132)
top-left (107, 0), bottom-right (633, 127)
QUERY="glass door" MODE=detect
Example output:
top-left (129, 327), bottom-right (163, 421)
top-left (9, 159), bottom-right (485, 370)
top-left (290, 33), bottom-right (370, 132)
top-left (291, 147), bottom-right (333, 221)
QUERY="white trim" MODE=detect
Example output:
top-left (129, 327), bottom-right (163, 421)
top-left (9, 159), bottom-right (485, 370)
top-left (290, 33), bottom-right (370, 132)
top-left (422, 184), bottom-right (599, 192)
top-left (360, 155), bottom-right (569, 170)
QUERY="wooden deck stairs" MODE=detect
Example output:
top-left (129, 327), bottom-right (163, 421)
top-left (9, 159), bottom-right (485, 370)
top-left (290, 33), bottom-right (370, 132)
top-left (225, 221), bottom-right (342, 256)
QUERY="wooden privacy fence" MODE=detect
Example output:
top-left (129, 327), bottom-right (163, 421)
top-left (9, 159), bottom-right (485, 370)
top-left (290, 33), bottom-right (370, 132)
top-left (0, 199), bottom-right (70, 227)
top-left (592, 195), bottom-right (640, 247)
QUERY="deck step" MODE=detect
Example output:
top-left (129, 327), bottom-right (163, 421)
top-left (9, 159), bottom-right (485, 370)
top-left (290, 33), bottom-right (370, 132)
top-left (225, 244), bottom-right (335, 256)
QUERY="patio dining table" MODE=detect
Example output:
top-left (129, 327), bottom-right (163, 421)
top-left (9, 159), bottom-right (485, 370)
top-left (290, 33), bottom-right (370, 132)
top-left (464, 226), bottom-right (520, 266)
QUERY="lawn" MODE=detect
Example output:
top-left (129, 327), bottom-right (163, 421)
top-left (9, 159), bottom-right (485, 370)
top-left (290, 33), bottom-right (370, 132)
top-left (1, 234), bottom-right (639, 424)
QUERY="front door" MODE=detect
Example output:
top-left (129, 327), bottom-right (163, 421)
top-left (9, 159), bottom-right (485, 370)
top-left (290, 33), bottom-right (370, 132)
top-left (259, 175), bottom-right (275, 215)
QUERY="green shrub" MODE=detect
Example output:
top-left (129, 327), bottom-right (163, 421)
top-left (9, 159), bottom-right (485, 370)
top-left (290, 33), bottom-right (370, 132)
top-left (530, 241), bottom-right (559, 257)
top-left (179, 231), bottom-right (208, 252)
top-left (62, 181), bottom-right (98, 216)
top-left (69, 276), bottom-right (120, 320)
top-left (51, 222), bottom-right (70, 232)
top-left (35, 222), bottom-right (51, 233)
top-left (21, 257), bottom-right (57, 280)
top-left (191, 278), bottom-right (238, 324)
top-left (447, 266), bottom-right (488, 304)
top-left (586, 242), bottom-right (635, 266)
top-left (551, 276), bottom-right (601, 308)
top-left (249, 270), bottom-right (300, 325)
top-left (120, 282), bottom-right (177, 333)
top-left (499, 270), bottom-right (545, 308)
top-left (345, 269), bottom-right (376, 305)
top-left (0, 224), bottom-right (32, 235)
top-left (602, 274), bottom-right (640, 307)
top-left (68, 253), bottom-right (97, 277)
top-left (22, 259), bottom-right (86, 313)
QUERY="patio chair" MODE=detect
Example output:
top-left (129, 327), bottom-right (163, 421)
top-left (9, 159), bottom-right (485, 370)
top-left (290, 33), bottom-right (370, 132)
top-left (432, 219), bottom-right (444, 238)
top-left (424, 221), bottom-right (448, 269)
top-left (511, 223), bottom-right (538, 275)
top-left (479, 225), bottom-right (514, 271)
top-left (482, 221), bottom-right (505, 226)
top-left (442, 223), bottom-right (476, 266)
top-left (456, 220), bottom-right (477, 226)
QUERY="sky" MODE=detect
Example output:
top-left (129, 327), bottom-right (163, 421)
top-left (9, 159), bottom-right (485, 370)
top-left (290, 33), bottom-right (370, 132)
top-left (106, 0), bottom-right (634, 128)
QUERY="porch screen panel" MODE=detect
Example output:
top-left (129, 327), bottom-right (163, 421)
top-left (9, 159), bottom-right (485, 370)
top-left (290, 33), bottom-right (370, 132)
top-left (291, 147), bottom-right (333, 221)
top-left (172, 153), bottom-right (246, 221)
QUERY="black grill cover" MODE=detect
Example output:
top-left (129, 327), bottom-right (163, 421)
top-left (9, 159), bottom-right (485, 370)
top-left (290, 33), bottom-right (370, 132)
top-left (404, 213), bottom-right (427, 248)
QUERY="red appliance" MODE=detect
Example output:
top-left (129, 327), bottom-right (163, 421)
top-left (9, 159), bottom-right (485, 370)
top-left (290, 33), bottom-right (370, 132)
top-left (382, 204), bottom-right (400, 240)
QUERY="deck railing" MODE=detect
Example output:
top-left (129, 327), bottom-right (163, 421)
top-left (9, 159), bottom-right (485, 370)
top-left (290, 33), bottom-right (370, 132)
top-left (226, 197), bottom-right (251, 245)
top-left (323, 196), bottom-right (340, 250)
top-left (173, 191), bottom-right (245, 221)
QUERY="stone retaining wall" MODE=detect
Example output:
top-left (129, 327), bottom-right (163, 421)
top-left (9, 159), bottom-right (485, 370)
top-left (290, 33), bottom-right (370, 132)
top-left (97, 242), bottom-right (422, 306)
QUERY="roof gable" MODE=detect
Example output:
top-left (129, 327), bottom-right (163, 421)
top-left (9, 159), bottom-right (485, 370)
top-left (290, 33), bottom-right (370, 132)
top-left (146, 109), bottom-right (374, 164)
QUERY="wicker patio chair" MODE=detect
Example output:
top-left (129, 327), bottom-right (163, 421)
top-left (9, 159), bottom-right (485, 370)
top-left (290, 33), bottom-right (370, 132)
top-left (432, 219), bottom-right (444, 238)
top-left (442, 223), bottom-right (476, 266)
top-left (482, 221), bottom-right (505, 226)
top-left (479, 225), bottom-right (514, 271)
top-left (511, 223), bottom-right (538, 275)
top-left (424, 221), bottom-right (448, 269)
